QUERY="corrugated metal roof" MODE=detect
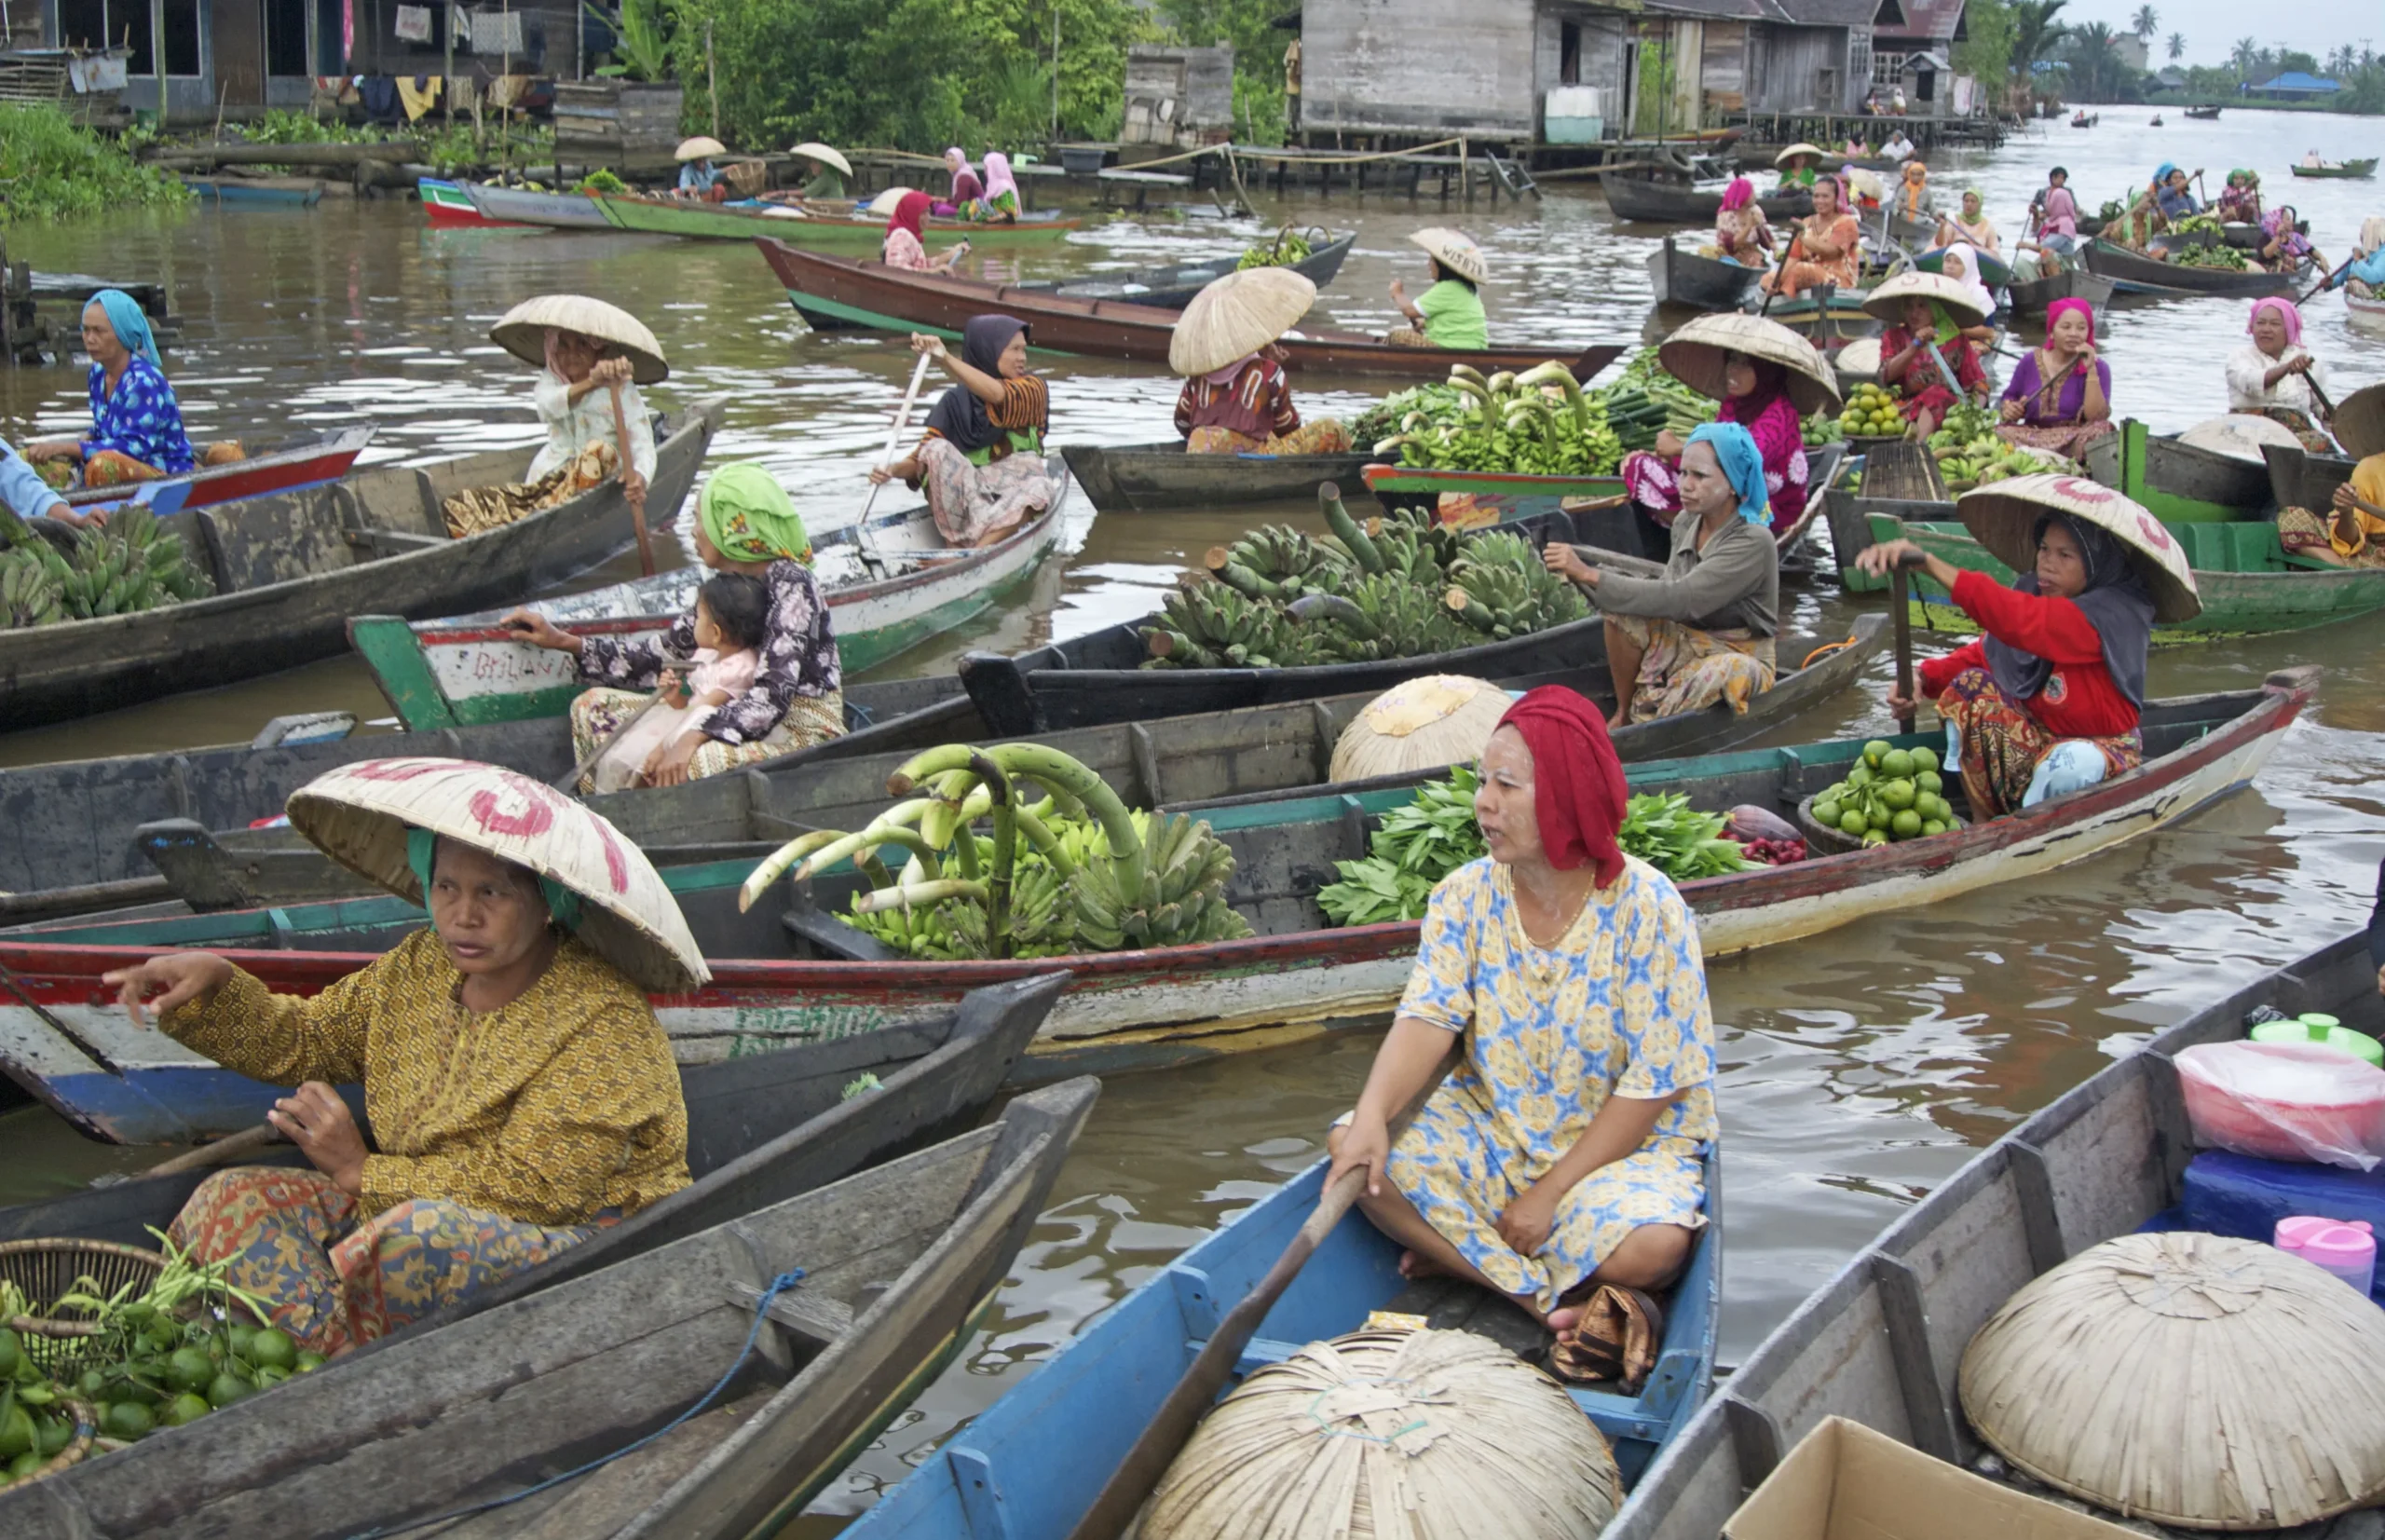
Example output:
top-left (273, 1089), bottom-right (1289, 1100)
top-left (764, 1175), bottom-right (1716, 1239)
top-left (1874, 0), bottom-right (1963, 40)
top-left (2249, 71), bottom-right (2341, 92)
top-left (1773, 0), bottom-right (1877, 24)
top-left (1642, 0), bottom-right (1872, 22)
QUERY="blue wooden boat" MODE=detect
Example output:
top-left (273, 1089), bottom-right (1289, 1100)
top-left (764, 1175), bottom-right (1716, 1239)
top-left (180, 176), bottom-right (325, 208)
top-left (845, 1146), bottom-right (1721, 1536)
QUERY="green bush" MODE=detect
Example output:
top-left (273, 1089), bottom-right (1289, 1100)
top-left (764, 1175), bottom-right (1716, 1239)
top-left (0, 106), bottom-right (188, 225)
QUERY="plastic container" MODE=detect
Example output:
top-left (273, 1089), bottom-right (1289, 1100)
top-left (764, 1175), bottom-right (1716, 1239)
top-left (2249, 1014), bottom-right (2385, 1068)
top-left (2276, 1216), bottom-right (2378, 1297)
top-left (2174, 1040), bottom-right (2385, 1170)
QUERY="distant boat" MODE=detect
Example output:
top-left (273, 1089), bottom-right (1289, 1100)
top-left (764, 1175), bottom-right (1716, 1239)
top-left (2184, 104), bottom-right (2222, 119)
top-left (2290, 157), bottom-right (2378, 180)
top-left (2148, 114), bottom-right (2164, 125)
top-left (2069, 112), bottom-right (2099, 128)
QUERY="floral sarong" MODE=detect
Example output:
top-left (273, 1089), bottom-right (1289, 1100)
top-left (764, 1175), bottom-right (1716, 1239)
top-left (918, 437), bottom-right (1051, 547)
top-left (1612, 613), bottom-right (1775, 724)
top-left (1936, 666), bottom-right (2141, 817)
top-left (568, 684), bottom-right (845, 792)
top-left (1185, 418), bottom-right (1352, 456)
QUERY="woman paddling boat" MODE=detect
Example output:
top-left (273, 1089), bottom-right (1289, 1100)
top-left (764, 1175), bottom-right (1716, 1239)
top-left (882, 190), bottom-right (969, 274)
top-left (2227, 296), bottom-right (2337, 453)
top-left (1547, 420), bottom-right (1781, 728)
top-left (1324, 686), bottom-right (1714, 1379)
top-left (1761, 174), bottom-right (1862, 299)
top-left (2258, 204), bottom-right (2321, 274)
top-left (2279, 383), bottom-right (2385, 566)
top-left (1996, 297), bottom-right (2114, 459)
top-left (1618, 309), bottom-right (1837, 539)
top-left (2346, 216), bottom-right (2385, 304)
top-left (1710, 177), bottom-right (1772, 267)
top-left (25, 291), bottom-right (230, 503)
top-left (1384, 227), bottom-right (1489, 348)
top-left (1169, 267), bottom-right (1352, 457)
top-left (1866, 270), bottom-right (1992, 442)
top-left (760, 142), bottom-right (852, 204)
top-left (2154, 162), bottom-right (2201, 223)
top-left (2217, 169), bottom-right (2262, 225)
top-left (867, 317), bottom-right (1056, 548)
top-left (98, 757), bottom-right (708, 1357)
top-left (1857, 476), bottom-right (2199, 817)
top-left (1939, 188), bottom-right (2001, 257)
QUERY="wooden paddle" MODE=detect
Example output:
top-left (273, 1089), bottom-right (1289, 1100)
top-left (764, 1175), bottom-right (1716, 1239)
top-left (1063, 1080), bottom-right (1438, 1540)
top-left (608, 381), bottom-right (654, 578)
top-left (552, 682), bottom-right (673, 793)
top-left (1888, 548), bottom-right (1927, 733)
top-left (1756, 201), bottom-right (1801, 318)
top-left (142, 1124), bottom-right (284, 1178)
top-left (855, 348), bottom-right (936, 570)
top-left (2296, 254), bottom-right (2354, 304)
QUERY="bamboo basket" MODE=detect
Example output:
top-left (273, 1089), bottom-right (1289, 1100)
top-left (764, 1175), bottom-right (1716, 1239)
top-left (0, 1238), bottom-right (167, 1373)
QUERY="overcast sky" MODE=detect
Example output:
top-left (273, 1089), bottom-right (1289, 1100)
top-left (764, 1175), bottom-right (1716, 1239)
top-left (2052, 0), bottom-right (2374, 66)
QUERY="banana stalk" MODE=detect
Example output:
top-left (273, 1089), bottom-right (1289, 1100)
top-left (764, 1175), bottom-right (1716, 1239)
top-left (1318, 481), bottom-right (1383, 573)
top-left (985, 743), bottom-right (1147, 902)
top-left (1444, 587), bottom-right (1500, 633)
top-left (1286, 592), bottom-right (1378, 639)
top-left (1517, 361), bottom-right (1588, 431)
top-left (972, 751), bottom-right (1016, 959)
top-left (852, 879), bottom-right (990, 916)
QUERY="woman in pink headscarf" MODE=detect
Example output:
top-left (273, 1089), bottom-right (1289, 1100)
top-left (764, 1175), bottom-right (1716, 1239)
top-left (1710, 176), bottom-right (1772, 267)
top-left (934, 147), bottom-right (984, 218)
top-left (2227, 296), bottom-right (2336, 452)
top-left (974, 152), bottom-right (1022, 224)
top-left (1994, 297), bottom-right (2112, 460)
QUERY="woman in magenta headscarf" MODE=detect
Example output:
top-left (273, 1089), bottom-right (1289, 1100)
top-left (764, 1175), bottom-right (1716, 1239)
top-left (1620, 345), bottom-right (1812, 540)
top-left (1995, 297), bottom-right (2113, 460)
top-left (1710, 176), bottom-right (1771, 267)
top-left (880, 191), bottom-right (967, 274)
top-left (2227, 295), bottom-right (2335, 452)
top-left (1325, 685), bottom-right (1716, 1383)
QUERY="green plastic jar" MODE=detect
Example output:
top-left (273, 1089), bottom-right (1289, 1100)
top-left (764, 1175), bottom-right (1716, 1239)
top-left (2247, 1014), bottom-right (2384, 1067)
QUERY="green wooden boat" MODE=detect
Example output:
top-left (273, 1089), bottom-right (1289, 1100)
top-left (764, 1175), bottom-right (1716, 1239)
top-left (593, 193), bottom-right (1079, 246)
top-left (2289, 157), bottom-right (2378, 180)
top-left (2084, 418), bottom-right (2274, 524)
top-left (1867, 508), bottom-right (2385, 639)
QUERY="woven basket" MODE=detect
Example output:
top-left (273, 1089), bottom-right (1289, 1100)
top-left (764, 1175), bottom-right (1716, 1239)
top-left (723, 159), bottom-right (769, 197)
top-left (0, 1238), bottom-right (167, 1373)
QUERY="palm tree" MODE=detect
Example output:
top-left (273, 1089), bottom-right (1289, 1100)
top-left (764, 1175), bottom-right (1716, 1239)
top-left (2071, 20), bottom-right (2123, 99)
top-left (2131, 6), bottom-right (2158, 42)
top-left (2010, 0), bottom-right (2072, 93)
top-left (2166, 31), bottom-right (2185, 62)
top-left (2230, 35), bottom-right (2259, 78)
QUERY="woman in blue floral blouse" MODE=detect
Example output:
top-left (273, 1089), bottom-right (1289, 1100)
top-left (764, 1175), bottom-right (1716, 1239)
top-left (27, 291), bottom-right (199, 493)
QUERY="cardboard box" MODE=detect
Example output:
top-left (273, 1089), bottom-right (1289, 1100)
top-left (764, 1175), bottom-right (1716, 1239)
top-left (1724, 1417), bottom-right (2146, 1540)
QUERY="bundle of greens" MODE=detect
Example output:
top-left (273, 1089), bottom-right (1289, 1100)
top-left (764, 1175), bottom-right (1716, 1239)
top-left (1236, 227), bottom-right (1315, 270)
top-left (1369, 361), bottom-right (1624, 476)
top-left (1596, 348), bottom-right (1718, 453)
top-left (1348, 383), bottom-right (1463, 450)
top-left (2173, 242), bottom-right (2249, 271)
top-left (576, 168), bottom-right (631, 195)
top-left (1, 505), bottom-right (213, 630)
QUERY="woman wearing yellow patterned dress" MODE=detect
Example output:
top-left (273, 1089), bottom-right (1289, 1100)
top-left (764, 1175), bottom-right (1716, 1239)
top-left (100, 758), bottom-right (709, 1356)
top-left (1326, 687), bottom-right (1715, 1371)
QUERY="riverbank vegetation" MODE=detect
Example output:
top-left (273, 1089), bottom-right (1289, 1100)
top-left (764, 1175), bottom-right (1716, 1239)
top-left (0, 105), bottom-right (187, 225)
top-left (1958, 1), bottom-right (2385, 116)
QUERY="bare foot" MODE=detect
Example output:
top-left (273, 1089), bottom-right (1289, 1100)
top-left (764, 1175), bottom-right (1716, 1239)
top-left (1397, 1248), bottom-right (1451, 1282)
top-left (1606, 711), bottom-right (1631, 733)
top-left (1547, 1304), bottom-right (1581, 1335)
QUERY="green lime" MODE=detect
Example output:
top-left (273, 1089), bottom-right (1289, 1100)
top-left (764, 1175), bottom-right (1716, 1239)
top-left (163, 1392), bottom-right (212, 1427)
top-left (7, 1449), bottom-right (38, 1479)
top-left (1838, 809), bottom-right (1868, 837)
top-left (295, 1351), bottom-right (325, 1373)
top-left (1846, 763), bottom-right (1874, 789)
top-left (75, 1369), bottom-right (105, 1400)
top-left (1868, 808), bottom-right (1894, 831)
top-left (34, 1414), bottom-right (69, 1457)
top-left (247, 1329), bottom-right (296, 1373)
top-left (1813, 798), bottom-right (1842, 828)
top-left (1880, 749), bottom-right (1915, 780)
top-left (1861, 829), bottom-right (1889, 846)
top-left (1910, 745), bottom-right (1940, 772)
top-left (1921, 819), bottom-right (1947, 837)
top-left (225, 1324), bottom-right (255, 1359)
top-left (0, 1406), bottom-right (31, 1459)
top-left (206, 1371), bottom-right (254, 1411)
top-left (102, 1400), bottom-right (154, 1439)
top-left (1880, 779), bottom-right (1916, 811)
top-left (1862, 739), bottom-right (1892, 767)
top-left (1892, 809), bottom-right (1924, 838)
top-left (167, 1346), bottom-right (214, 1393)
top-left (1915, 770), bottom-right (1943, 796)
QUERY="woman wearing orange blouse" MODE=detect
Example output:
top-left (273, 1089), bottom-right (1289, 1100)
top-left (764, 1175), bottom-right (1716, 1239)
top-left (1760, 176), bottom-right (1861, 297)
top-left (869, 318), bottom-right (1055, 546)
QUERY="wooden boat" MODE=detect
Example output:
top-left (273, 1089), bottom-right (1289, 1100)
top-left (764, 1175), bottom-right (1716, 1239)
top-left (1602, 171), bottom-right (1811, 224)
top-left (1059, 440), bottom-right (1372, 512)
top-left (0, 401), bottom-right (723, 730)
top-left (351, 468), bottom-right (1070, 729)
top-left (1647, 235), bottom-right (1765, 311)
top-left (2082, 238), bottom-right (2296, 296)
top-left (2005, 265), bottom-right (2116, 324)
top-left (1602, 930), bottom-right (2378, 1540)
top-left (15, 657), bottom-right (2307, 1096)
top-left (419, 177), bottom-right (517, 228)
top-left (2263, 442), bottom-right (2358, 514)
top-left (56, 426), bottom-right (374, 514)
top-left (1873, 510), bottom-right (2385, 637)
top-left (849, 1144), bottom-right (1721, 1537)
top-left (462, 180), bottom-right (613, 230)
top-left (2352, 286), bottom-right (2385, 320)
top-left (598, 191), bottom-right (1079, 246)
top-left (1756, 286), bottom-right (1880, 350)
top-left (0, 1073), bottom-right (1098, 1539)
top-left (2290, 157), bottom-right (2378, 180)
top-left (2084, 416), bottom-right (2272, 522)
top-left (760, 242), bottom-right (1624, 383)
top-left (2184, 103), bottom-right (2222, 118)
top-left (181, 176), bottom-right (323, 207)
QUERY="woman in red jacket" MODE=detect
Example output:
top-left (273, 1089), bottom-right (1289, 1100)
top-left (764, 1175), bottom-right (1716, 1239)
top-left (1855, 497), bottom-right (2162, 818)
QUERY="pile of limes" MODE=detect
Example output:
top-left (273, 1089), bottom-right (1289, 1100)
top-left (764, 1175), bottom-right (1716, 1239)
top-left (1811, 739), bottom-right (1962, 846)
top-left (1837, 382), bottom-right (1906, 440)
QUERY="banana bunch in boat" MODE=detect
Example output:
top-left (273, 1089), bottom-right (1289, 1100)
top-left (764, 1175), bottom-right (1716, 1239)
top-left (737, 745), bottom-right (1250, 960)
top-left (0, 547), bottom-right (63, 628)
top-left (1205, 522), bottom-right (1357, 602)
top-left (1148, 573), bottom-right (1329, 669)
top-left (1443, 530), bottom-right (1591, 641)
top-left (1370, 361), bottom-right (1622, 475)
top-left (0, 505), bottom-right (211, 628)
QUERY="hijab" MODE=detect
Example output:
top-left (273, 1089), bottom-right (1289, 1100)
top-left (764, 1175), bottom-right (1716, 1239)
top-left (1687, 421), bottom-right (1769, 526)
top-left (1492, 687), bottom-right (1628, 889)
top-left (1940, 243), bottom-right (1996, 318)
top-left (93, 289), bottom-right (162, 370)
top-left (982, 152), bottom-right (1019, 203)
top-left (924, 314), bottom-right (1034, 453)
top-left (1720, 176), bottom-right (1755, 212)
top-left (1716, 357), bottom-right (1790, 432)
top-left (2359, 216), bottom-right (2385, 259)
top-left (1901, 160), bottom-right (1928, 213)
top-left (1985, 512), bottom-right (2153, 710)
top-left (700, 461), bottom-right (811, 565)
top-left (887, 190), bottom-right (931, 244)
top-left (2153, 161), bottom-right (2178, 187)
top-left (2044, 296), bottom-right (2096, 348)
top-left (2247, 295), bottom-right (2304, 349)
top-left (405, 828), bottom-right (582, 931)
top-left (1200, 352), bottom-right (1261, 388)
top-left (540, 327), bottom-right (617, 385)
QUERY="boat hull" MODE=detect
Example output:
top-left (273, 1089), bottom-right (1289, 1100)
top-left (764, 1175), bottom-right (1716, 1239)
top-left (2006, 266), bottom-right (2117, 322)
top-left (600, 192), bottom-right (1077, 245)
top-left (2289, 159), bottom-right (2378, 179)
top-left (1604, 171), bottom-right (1810, 223)
top-left (59, 426), bottom-right (373, 512)
top-left (1060, 441), bottom-right (1373, 512)
top-left (2084, 416), bottom-right (2273, 522)
top-left (2083, 238), bottom-right (2296, 295)
top-left (1647, 236), bottom-right (1763, 311)
top-left (418, 178), bottom-right (514, 228)
top-left (462, 181), bottom-right (612, 229)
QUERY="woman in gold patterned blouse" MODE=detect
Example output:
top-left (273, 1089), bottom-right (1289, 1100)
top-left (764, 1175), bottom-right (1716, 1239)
top-left (102, 758), bottom-right (706, 1356)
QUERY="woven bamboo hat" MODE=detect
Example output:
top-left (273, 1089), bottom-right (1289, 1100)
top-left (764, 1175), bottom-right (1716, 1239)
top-left (1844, 166), bottom-right (1888, 203)
top-left (1329, 675), bottom-right (1513, 783)
top-left (1168, 267), bottom-right (1317, 377)
top-left (1143, 1329), bottom-right (1621, 1539)
top-left (2334, 382), bottom-right (2385, 459)
top-left (1957, 473), bottom-right (2201, 622)
top-left (1408, 227), bottom-right (1488, 284)
top-left (1774, 141), bottom-right (1827, 166)
top-left (867, 185), bottom-right (918, 215)
top-left (1860, 269), bottom-right (1987, 327)
top-left (2177, 412), bottom-right (2305, 464)
top-left (1657, 312), bottom-right (1841, 416)
top-left (490, 295), bottom-right (669, 386)
top-left (786, 142), bottom-right (852, 176)
top-left (285, 757), bottom-right (710, 993)
top-left (675, 135), bottom-right (727, 162)
top-left (1960, 1231), bottom-right (2385, 1530)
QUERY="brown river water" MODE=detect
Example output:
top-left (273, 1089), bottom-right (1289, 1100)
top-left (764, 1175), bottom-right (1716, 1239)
top-left (4, 107), bottom-right (2385, 1526)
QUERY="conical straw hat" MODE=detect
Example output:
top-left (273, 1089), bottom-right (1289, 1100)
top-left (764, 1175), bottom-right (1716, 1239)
top-left (786, 142), bottom-right (852, 176)
top-left (1408, 227), bottom-right (1488, 284)
top-left (675, 135), bottom-right (727, 162)
top-left (1774, 141), bottom-right (1827, 166)
top-left (1960, 1231), bottom-right (2385, 1530)
top-left (1957, 473), bottom-right (2201, 622)
top-left (1657, 312), bottom-right (1842, 416)
top-left (867, 185), bottom-right (917, 215)
top-left (285, 757), bottom-right (711, 993)
top-left (490, 294), bottom-right (669, 385)
top-left (1845, 166), bottom-right (1888, 203)
top-left (2333, 381), bottom-right (2385, 459)
top-left (1329, 675), bottom-right (1513, 782)
top-left (2176, 412), bottom-right (2304, 464)
top-left (1860, 269), bottom-right (1986, 326)
top-left (1168, 267), bottom-right (1318, 377)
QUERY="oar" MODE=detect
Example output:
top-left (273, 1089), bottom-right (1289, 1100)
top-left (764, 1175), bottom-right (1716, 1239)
top-left (140, 1124), bottom-right (284, 1178)
top-left (2296, 254), bottom-right (2353, 304)
top-left (1063, 1081), bottom-right (1438, 1540)
top-left (1756, 203), bottom-right (1801, 317)
top-left (1888, 548), bottom-right (1927, 733)
top-left (0, 956), bottom-right (124, 1079)
top-left (608, 381), bottom-right (655, 578)
top-left (855, 349), bottom-right (935, 571)
top-left (553, 685), bottom-right (671, 793)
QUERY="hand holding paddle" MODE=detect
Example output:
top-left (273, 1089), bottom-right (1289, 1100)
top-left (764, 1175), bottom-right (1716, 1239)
top-left (607, 382), bottom-right (654, 578)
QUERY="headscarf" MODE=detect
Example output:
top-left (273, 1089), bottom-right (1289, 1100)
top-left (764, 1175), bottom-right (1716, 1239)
top-left (944, 146), bottom-right (969, 177)
top-left (2247, 295), bottom-right (2304, 349)
top-left (1200, 352), bottom-right (1261, 388)
top-left (2227, 169), bottom-right (2250, 187)
top-left (700, 461), bottom-right (810, 565)
top-left (2044, 296), bottom-right (2096, 348)
top-left (540, 326), bottom-right (614, 385)
top-left (1720, 176), bottom-right (1754, 212)
top-left (405, 827), bottom-right (582, 932)
top-left (924, 314), bottom-right (1033, 454)
top-left (1492, 687), bottom-right (1627, 888)
top-left (1961, 187), bottom-right (1983, 211)
top-left (1984, 512), bottom-right (2153, 711)
top-left (887, 190), bottom-right (931, 246)
top-left (1939, 243), bottom-right (1996, 318)
top-left (2153, 161), bottom-right (2178, 187)
top-left (1901, 160), bottom-right (1928, 214)
top-left (92, 289), bottom-right (162, 370)
top-left (1715, 356), bottom-right (1790, 430)
top-left (2359, 216), bottom-right (2385, 259)
top-left (1686, 421), bottom-right (1769, 526)
top-left (982, 152), bottom-right (1018, 204)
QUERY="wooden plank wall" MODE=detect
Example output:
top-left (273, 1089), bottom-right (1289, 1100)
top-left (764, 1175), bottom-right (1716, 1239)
top-left (1302, 0), bottom-right (1540, 137)
top-left (1747, 25), bottom-right (1856, 113)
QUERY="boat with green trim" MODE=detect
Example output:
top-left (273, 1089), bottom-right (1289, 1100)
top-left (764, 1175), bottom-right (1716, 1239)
top-left (2289, 157), bottom-right (2378, 180)
top-left (2084, 417), bottom-right (2275, 523)
top-left (596, 192), bottom-right (1079, 246)
top-left (1060, 440), bottom-right (1373, 512)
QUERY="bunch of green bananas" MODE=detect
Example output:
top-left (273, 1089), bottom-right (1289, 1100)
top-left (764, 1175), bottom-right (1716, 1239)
top-left (1143, 578), bottom-right (1323, 670)
top-left (1287, 570), bottom-right (1476, 663)
top-left (1444, 530), bottom-right (1589, 640)
top-left (0, 505), bottom-right (212, 628)
top-left (1070, 810), bottom-right (1249, 952)
top-left (0, 548), bottom-right (64, 628)
top-left (1205, 522), bottom-right (1359, 605)
top-left (1363, 507), bottom-right (1465, 586)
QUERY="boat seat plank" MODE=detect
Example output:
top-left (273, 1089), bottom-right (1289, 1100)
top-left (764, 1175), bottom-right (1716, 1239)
top-left (1885, 1164), bottom-right (2034, 1403)
top-left (199, 491), bottom-right (362, 592)
top-left (1870, 1253), bottom-right (1962, 1463)
top-left (729, 1278), bottom-right (855, 1346)
top-left (463, 1387), bottom-right (773, 1540)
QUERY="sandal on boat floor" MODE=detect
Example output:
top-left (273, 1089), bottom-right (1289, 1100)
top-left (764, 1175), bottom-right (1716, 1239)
top-left (1546, 1284), bottom-right (1665, 1394)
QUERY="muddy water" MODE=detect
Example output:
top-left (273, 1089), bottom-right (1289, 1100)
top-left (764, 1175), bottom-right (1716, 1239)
top-left (2, 109), bottom-right (2384, 1528)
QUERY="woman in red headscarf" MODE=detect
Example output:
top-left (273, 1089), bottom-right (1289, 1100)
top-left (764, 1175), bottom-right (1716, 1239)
top-left (1325, 687), bottom-right (1716, 1382)
top-left (880, 191), bottom-right (967, 275)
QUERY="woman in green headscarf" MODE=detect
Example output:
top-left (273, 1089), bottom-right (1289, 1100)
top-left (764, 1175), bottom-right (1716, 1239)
top-left (505, 462), bottom-right (844, 790)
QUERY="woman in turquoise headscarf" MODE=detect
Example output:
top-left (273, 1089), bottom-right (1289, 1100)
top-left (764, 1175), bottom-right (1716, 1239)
top-left (26, 290), bottom-right (215, 495)
top-left (505, 462), bottom-right (845, 790)
top-left (1543, 421), bottom-right (1781, 727)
